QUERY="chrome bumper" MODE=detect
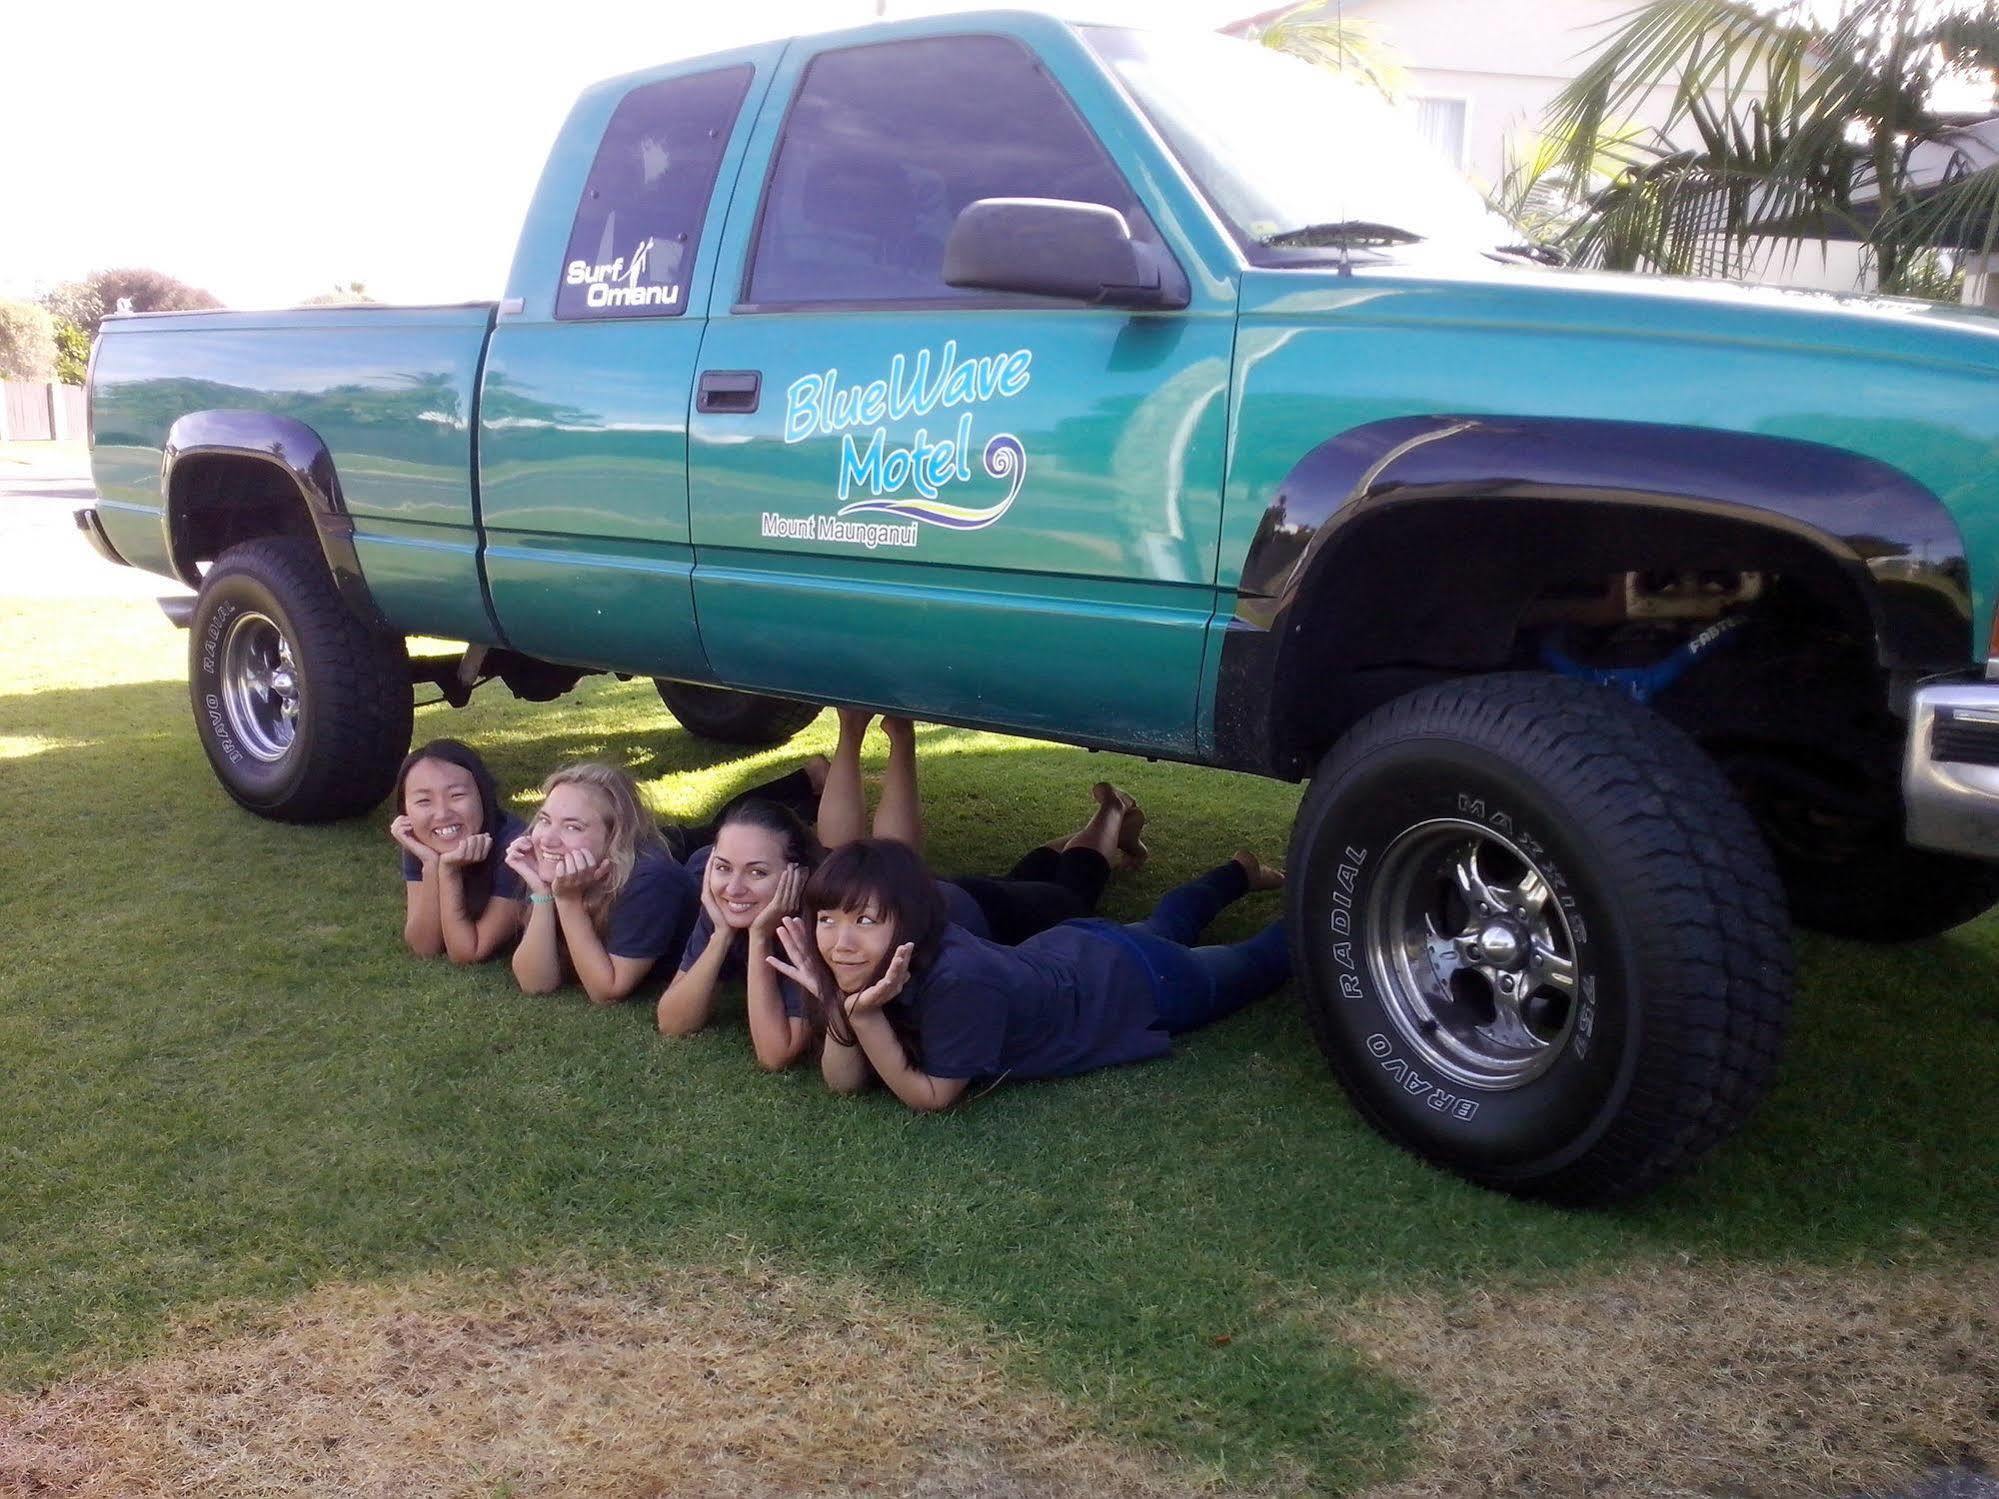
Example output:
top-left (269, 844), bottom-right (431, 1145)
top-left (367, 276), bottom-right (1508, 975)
top-left (1905, 681), bottom-right (1999, 860)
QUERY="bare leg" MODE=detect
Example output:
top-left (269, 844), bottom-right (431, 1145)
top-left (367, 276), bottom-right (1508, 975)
top-left (871, 715), bottom-right (924, 852)
top-left (817, 709), bottom-right (872, 850)
top-left (1231, 848), bottom-right (1286, 892)
top-left (1055, 782), bottom-right (1128, 863)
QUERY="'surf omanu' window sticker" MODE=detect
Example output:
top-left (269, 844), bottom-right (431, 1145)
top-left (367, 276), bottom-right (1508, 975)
top-left (557, 64), bottom-right (754, 320)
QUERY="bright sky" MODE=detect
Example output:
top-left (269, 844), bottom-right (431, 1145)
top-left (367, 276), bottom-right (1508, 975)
top-left (1, 0), bottom-right (1253, 310)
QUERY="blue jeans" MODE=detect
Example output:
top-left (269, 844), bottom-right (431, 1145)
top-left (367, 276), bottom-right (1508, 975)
top-left (1121, 862), bottom-right (1291, 1034)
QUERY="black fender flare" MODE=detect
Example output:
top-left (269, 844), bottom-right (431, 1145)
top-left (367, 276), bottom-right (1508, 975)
top-left (160, 409), bottom-right (385, 629)
top-left (1215, 414), bottom-right (1975, 774)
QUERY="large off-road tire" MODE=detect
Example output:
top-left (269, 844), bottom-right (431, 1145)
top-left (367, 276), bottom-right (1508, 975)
top-left (189, 537), bottom-right (411, 822)
top-left (1287, 672), bottom-right (1793, 1205)
top-left (653, 680), bottom-right (819, 746)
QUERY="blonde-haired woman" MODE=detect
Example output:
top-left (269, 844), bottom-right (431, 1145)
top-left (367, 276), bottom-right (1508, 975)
top-left (505, 762), bottom-right (693, 1004)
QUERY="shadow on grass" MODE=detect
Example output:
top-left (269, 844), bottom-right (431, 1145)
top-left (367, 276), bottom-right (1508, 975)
top-left (4, 672), bottom-right (1998, 1485)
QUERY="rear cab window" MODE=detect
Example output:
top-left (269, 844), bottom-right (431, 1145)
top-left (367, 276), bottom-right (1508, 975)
top-left (557, 64), bottom-right (755, 319)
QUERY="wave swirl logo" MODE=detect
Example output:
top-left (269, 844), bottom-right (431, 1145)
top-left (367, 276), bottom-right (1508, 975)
top-left (838, 433), bottom-right (1026, 531)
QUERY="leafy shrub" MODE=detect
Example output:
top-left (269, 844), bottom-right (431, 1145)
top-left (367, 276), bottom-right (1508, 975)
top-left (0, 300), bottom-right (57, 381)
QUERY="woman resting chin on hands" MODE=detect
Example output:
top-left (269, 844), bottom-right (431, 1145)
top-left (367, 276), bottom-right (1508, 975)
top-left (656, 800), bottom-right (821, 1069)
top-left (506, 763), bottom-right (696, 1005)
top-left (768, 839), bottom-right (1291, 1113)
top-left (388, 739), bottom-right (528, 963)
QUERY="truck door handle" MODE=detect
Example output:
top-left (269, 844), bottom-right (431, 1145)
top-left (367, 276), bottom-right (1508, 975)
top-left (697, 369), bottom-right (761, 414)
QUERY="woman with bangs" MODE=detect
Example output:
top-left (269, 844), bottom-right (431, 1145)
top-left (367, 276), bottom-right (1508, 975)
top-left (390, 738), bottom-right (529, 963)
top-left (507, 761), bottom-right (699, 1004)
top-left (766, 837), bottom-right (1290, 1111)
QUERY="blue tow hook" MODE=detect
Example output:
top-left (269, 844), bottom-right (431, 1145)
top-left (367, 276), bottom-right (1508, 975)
top-left (1539, 614), bottom-right (1749, 705)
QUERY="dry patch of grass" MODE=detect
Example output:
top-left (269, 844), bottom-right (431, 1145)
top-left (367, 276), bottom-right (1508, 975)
top-left (0, 1265), bottom-right (1209, 1498)
top-left (1330, 1259), bottom-right (1999, 1499)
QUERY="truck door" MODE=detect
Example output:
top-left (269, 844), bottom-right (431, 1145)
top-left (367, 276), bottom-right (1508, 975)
top-left (686, 27), bottom-right (1237, 758)
top-left (477, 46), bottom-right (778, 679)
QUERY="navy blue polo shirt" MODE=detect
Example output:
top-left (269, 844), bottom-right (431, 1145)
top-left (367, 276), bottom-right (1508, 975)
top-left (603, 849), bottom-right (700, 965)
top-left (893, 922), bottom-right (1169, 1082)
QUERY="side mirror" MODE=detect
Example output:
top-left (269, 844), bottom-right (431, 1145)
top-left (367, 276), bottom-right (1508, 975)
top-left (942, 197), bottom-right (1188, 310)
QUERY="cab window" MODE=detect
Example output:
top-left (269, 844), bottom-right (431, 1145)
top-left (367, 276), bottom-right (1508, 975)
top-left (746, 35), bottom-right (1152, 306)
top-left (556, 64), bottom-right (754, 320)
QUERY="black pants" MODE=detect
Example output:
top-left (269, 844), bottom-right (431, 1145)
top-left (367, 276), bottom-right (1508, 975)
top-left (663, 767), bottom-right (820, 863)
top-left (950, 845), bottom-right (1113, 947)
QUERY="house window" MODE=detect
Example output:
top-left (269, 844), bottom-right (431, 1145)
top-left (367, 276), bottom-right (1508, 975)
top-left (1413, 96), bottom-right (1468, 171)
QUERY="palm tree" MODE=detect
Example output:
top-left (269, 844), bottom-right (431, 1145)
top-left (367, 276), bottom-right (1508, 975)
top-left (1244, 2), bottom-right (1408, 101)
top-left (1544, 0), bottom-right (1999, 293)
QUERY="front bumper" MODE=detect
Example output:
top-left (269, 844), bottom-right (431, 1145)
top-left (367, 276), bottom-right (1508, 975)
top-left (1905, 681), bottom-right (1999, 860)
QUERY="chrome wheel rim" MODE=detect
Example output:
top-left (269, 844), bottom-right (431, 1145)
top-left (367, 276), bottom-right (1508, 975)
top-left (1363, 818), bottom-right (1581, 1090)
top-left (219, 610), bottom-right (301, 763)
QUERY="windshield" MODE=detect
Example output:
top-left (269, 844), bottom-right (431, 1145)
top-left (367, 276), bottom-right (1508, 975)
top-left (1084, 25), bottom-right (1526, 263)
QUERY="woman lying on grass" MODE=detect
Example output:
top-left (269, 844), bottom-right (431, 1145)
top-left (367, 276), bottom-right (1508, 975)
top-left (504, 759), bottom-right (825, 1004)
top-left (767, 837), bottom-right (1289, 1110)
top-left (656, 709), bottom-right (1148, 1069)
top-left (389, 739), bottom-right (529, 964)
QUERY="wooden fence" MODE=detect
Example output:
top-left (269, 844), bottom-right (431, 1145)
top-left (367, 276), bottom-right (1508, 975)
top-left (0, 381), bottom-right (87, 442)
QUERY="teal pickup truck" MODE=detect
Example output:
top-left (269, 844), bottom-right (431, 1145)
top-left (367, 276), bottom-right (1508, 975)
top-left (78, 11), bottom-right (1999, 1202)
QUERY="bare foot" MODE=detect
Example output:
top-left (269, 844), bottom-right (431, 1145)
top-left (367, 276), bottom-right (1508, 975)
top-left (1232, 849), bottom-right (1284, 892)
top-left (1059, 783), bottom-right (1126, 862)
top-left (1116, 800), bottom-right (1149, 871)
top-left (881, 714), bottom-right (916, 746)
top-left (802, 754), bottom-right (831, 795)
top-left (835, 707), bottom-right (874, 741)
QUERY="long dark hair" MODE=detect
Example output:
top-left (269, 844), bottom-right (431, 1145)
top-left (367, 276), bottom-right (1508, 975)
top-left (395, 739), bottom-right (505, 917)
top-left (715, 797), bottom-right (824, 869)
top-left (801, 839), bottom-right (949, 1055)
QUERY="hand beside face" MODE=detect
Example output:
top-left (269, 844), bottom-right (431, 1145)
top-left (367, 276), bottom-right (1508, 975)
top-left (504, 833), bottom-right (550, 896)
top-left (438, 831), bottom-right (492, 869)
top-left (549, 848), bottom-right (609, 897)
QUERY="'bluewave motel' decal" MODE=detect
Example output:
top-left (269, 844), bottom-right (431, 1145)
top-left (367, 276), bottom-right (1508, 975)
top-left (759, 341), bottom-right (1032, 550)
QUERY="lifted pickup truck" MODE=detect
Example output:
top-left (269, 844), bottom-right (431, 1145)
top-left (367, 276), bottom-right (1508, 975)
top-left (78, 11), bottom-right (1999, 1203)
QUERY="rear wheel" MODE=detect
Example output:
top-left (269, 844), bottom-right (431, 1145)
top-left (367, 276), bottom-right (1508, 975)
top-left (653, 680), bottom-right (819, 746)
top-left (189, 537), bottom-right (411, 821)
top-left (1288, 672), bottom-right (1793, 1205)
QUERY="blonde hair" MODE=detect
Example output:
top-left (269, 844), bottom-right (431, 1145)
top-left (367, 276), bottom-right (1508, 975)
top-left (537, 761), bottom-right (669, 929)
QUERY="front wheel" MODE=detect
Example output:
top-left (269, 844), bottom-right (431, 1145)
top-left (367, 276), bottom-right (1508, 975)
top-left (189, 537), bottom-right (411, 822)
top-left (1288, 672), bottom-right (1793, 1205)
top-left (653, 680), bottom-right (819, 746)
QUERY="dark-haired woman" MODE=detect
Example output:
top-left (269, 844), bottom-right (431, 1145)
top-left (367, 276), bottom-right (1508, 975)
top-left (656, 797), bottom-right (824, 1061)
top-left (766, 838), bottom-right (1290, 1110)
top-left (388, 739), bottom-right (530, 963)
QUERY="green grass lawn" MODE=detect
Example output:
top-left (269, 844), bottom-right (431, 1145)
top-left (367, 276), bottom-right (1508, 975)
top-left (3, 594), bottom-right (1997, 1491)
